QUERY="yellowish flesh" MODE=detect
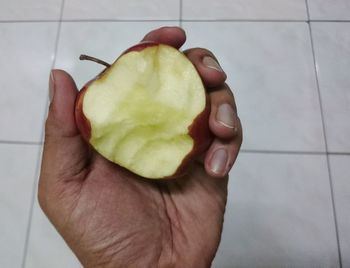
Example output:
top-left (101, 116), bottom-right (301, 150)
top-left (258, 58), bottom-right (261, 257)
top-left (83, 45), bottom-right (205, 178)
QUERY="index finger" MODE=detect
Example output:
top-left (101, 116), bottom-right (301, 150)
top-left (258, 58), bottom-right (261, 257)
top-left (141, 26), bottom-right (186, 49)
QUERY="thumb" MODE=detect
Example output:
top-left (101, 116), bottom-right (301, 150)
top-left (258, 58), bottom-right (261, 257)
top-left (40, 70), bottom-right (89, 188)
top-left (46, 69), bottom-right (79, 138)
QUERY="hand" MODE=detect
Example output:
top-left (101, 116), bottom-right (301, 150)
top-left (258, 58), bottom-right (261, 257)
top-left (38, 27), bottom-right (242, 268)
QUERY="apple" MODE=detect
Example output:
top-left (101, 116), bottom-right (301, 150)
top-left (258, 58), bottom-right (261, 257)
top-left (75, 42), bottom-right (212, 179)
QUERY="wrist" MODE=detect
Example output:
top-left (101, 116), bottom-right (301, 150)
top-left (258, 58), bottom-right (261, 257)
top-left (78, 251), bottom-right (213, 268)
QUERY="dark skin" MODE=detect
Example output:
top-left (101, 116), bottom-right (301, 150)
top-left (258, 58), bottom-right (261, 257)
top-left (38, 27), bottom-right (242, 267)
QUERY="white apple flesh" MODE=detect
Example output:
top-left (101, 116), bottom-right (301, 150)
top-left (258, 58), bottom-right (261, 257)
top-left (75, 42), bottom-right (212, 179)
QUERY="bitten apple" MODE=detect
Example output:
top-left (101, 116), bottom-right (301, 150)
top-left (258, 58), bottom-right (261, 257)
top-left (75, 42), bottom-right (212, 179)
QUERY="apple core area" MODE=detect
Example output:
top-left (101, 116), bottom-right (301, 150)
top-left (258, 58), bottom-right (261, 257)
top-left (83, 45), bottom-right (206, 178)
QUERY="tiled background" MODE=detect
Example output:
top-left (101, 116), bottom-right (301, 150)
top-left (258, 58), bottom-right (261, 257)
top-left (0, 0), bottom-right (349, 267)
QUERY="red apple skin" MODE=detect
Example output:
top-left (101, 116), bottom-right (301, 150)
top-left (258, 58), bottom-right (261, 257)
top-left (171, 95), bottom-right (213, 179)
top-left (75, 42), bottom-right (160, 142)
top-left (75, 42), bottom-right (213, 179)
top-left (122, 41), bottom-right (159, 54)
top-left (75, 83), bottom-right (91, 142)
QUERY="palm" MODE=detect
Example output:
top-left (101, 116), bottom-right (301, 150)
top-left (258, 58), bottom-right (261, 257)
top-left (40, 27), bottom-right (242, 268)
top-left (52, 151), bottom-right (227, 267)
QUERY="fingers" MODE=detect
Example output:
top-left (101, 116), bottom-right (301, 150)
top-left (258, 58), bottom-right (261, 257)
top-left (204, 133), bottom-right (242, 178)
top-left (184, 48), bottom-right (239, 137)
top-left (204, 87), bottom-right (243, 177)
top-left (206, 87), bottom-right (242, 179)
top-left (184, 48), bottom-right (227, 88)
top-left (46, 70), bottom-right (79, 138)
top-left (204, 84), bottom-right (243, 177)
top-left (40, 70), bottom-right (89, 192)
top-left (205, 85), bottom-right (242, 177)
top-left (209, 84), bottom-right (240, 139)
top-left (141, 26), bottom-right (186, 49)
top-left (184, 47), bottom-right (242, 177)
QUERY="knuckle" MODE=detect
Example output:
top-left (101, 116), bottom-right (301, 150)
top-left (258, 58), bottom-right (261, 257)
top-left (223, 83), bottom-right (234, 96)
top-left (196, 47), bottom-right (214, 56)
top-left (210, 86), bottom-right (235, 104)
top-left (185, 47), bottom-right (215, 58)
top-left (37, 181), bottom-right (48, 212)
top-left (237, 119), bottom-right (243, 144)
top-left (226, 88), bottom-right (235, 99)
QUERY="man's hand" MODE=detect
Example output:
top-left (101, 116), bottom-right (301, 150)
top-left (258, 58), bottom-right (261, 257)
top-left (38, 27), bottom-right (242, 268)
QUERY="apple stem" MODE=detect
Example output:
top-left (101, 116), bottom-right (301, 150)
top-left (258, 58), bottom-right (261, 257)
top-left (79, 54), bottom-right (111, 68)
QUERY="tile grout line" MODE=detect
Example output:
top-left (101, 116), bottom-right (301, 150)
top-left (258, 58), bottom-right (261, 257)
top-left (241, 150), bottom-right (350, 156)
top-left (0, 19), bottom-right (180, 23)
top-left (2, 139), bottom-right (350, 155)
top-left (305, 0), bottom-right (311, 20)
top-left (2, 138), bottom-right (350, 156)
top-left (179, 0), bottom-right (183, 27)
top-left (241, 149), bottom-right (325, 155)
top-left (305, 1), bottom-right (343, 267)
top-left (20, 1), bottom-right (66, 267)
top-left (0, 19), bottom-right (350, 23)
top-left (183, 19), bottom-right (307, 22)
top-left (312, 19), bottom-right (350, 23)
top-left (0, 140), bottom-right (42, 145)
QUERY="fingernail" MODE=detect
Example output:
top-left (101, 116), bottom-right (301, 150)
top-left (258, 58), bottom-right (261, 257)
top-left (216, 103), bottom-right (235, 129)
top-left (203, 56), bottom-right (223, 72)
top-left (210, 148), bottom-right (228, 175)
top-left (49, 70), bottom-right (55, 103)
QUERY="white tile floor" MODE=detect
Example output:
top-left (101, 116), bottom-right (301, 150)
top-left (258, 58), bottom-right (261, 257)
top-left (183, 22), bottom-right (325, 152)
top-left (62, 0), bottom-right (180, 20)
top-left (0, 0), bottom-right (349, 267)
top-left (0, 23), bottom-right (57, 142)
top-left (182, 0), bottom-right (308, 20)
